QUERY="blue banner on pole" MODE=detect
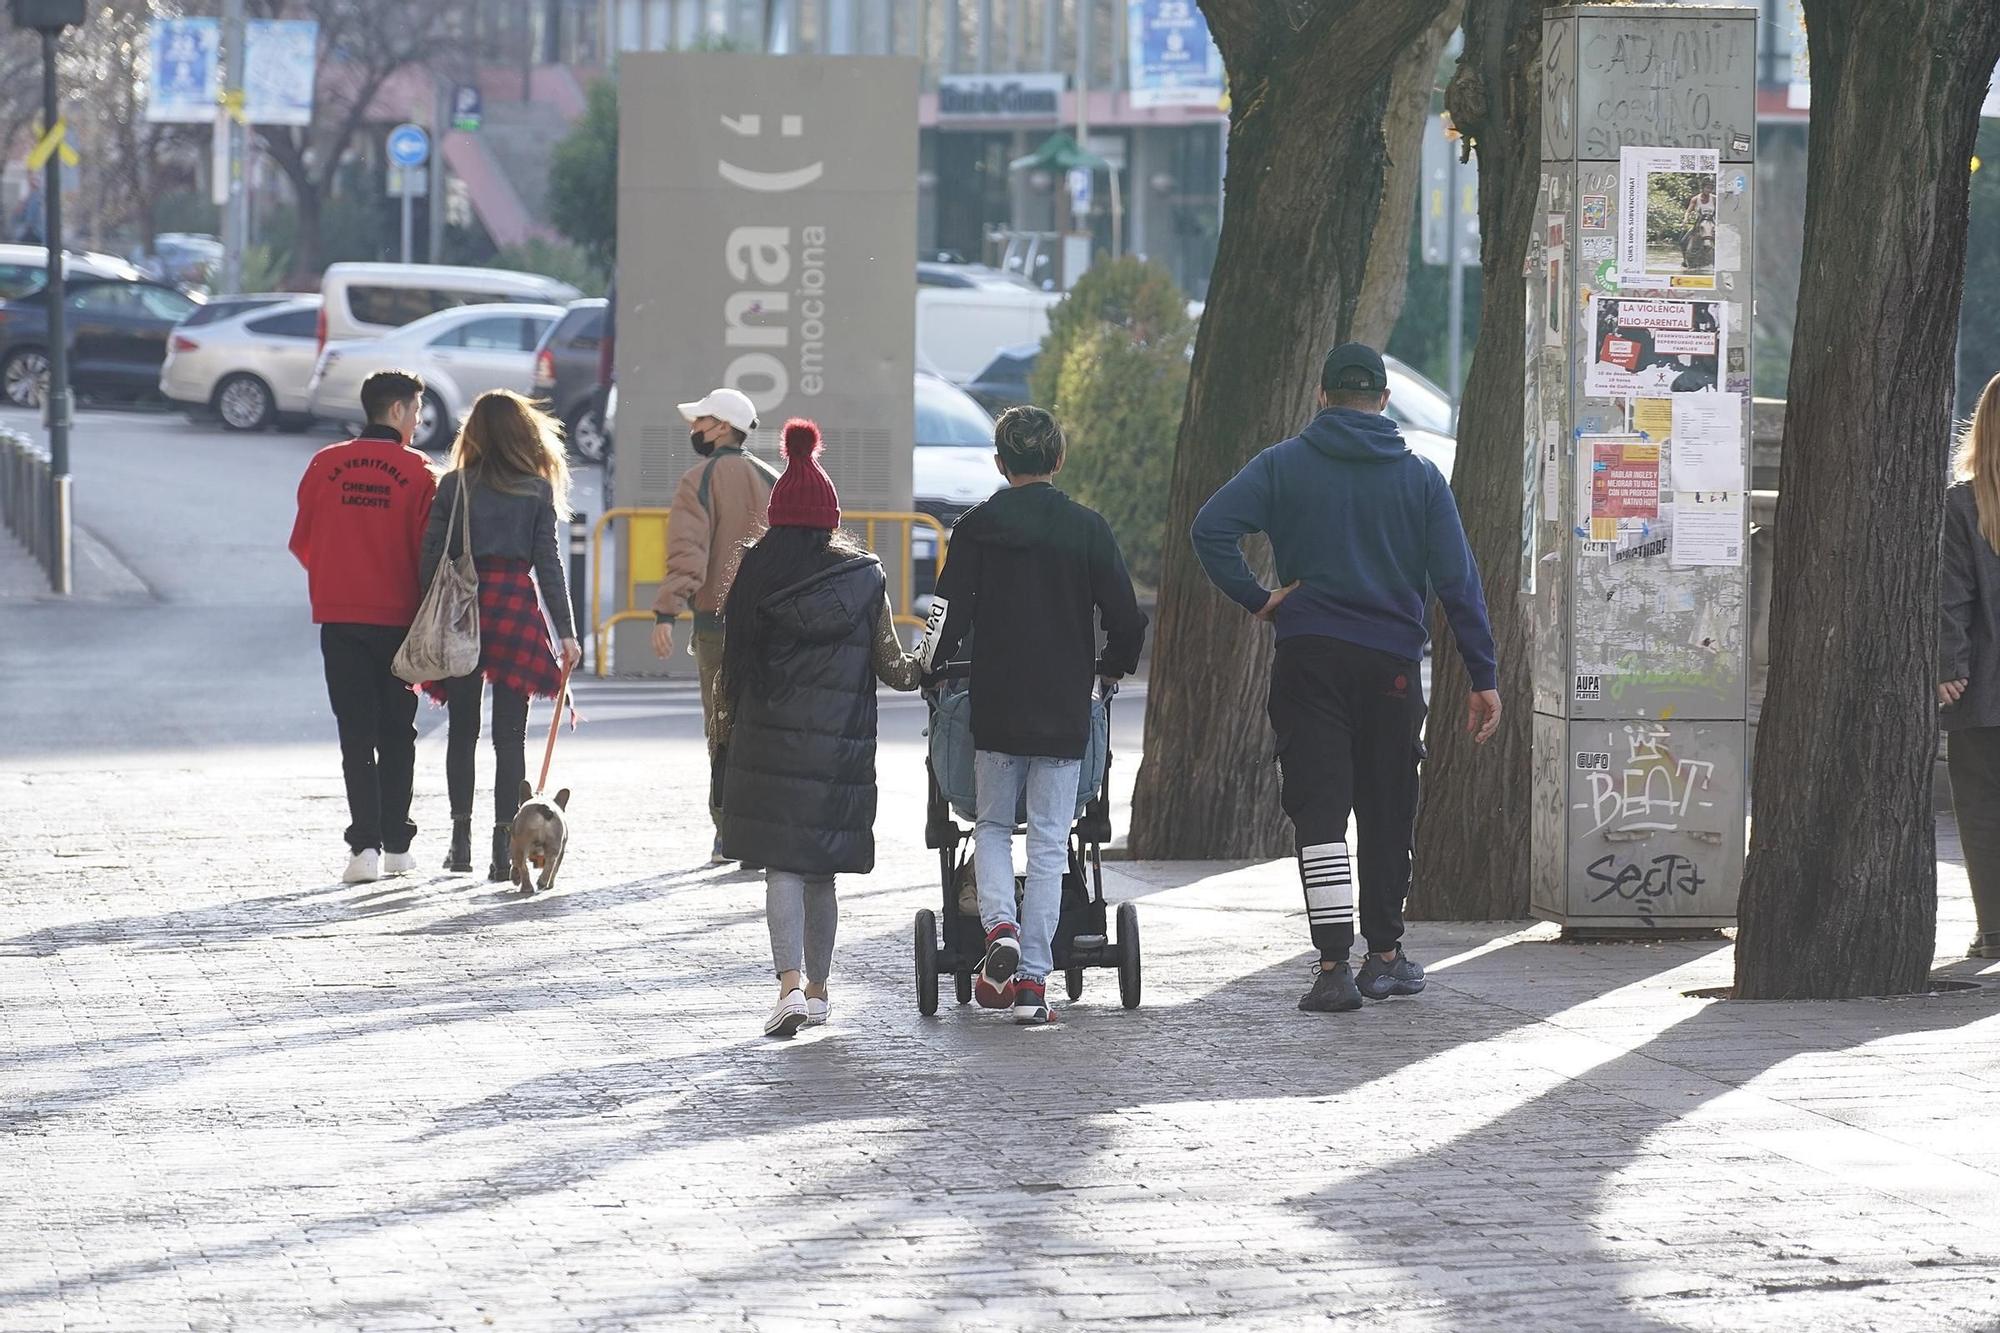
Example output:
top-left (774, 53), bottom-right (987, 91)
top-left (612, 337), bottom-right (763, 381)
top-left (147, 18), bottom-right (221, 124)
top-left (244, 21), bottom-right (318, 128)
top-left (1125, 0), bottom-right (1223, 110)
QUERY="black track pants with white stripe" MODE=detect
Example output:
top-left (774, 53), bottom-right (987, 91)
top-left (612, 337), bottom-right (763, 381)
top-left (1268, 635), bottom-right (1428, 961)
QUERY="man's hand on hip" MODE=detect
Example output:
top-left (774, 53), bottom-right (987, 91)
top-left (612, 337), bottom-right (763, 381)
top-left (651, 621), bottom-right (675, 660)
top-left (1467, 690), bottom-right (1502, 744)
top-left (1253, 582), bottom-right (1301, 623)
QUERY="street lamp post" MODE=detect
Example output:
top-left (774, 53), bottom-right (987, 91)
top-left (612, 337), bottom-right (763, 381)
top-left (11, 0), bottom-right (83, 595)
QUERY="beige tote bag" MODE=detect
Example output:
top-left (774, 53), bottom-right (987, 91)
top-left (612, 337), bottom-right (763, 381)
top-left (393, 472), bottom-right (481, 684)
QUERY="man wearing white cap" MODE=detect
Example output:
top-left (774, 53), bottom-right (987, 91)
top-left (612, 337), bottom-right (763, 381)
top-left (652, 386), bottom-right (777, 861)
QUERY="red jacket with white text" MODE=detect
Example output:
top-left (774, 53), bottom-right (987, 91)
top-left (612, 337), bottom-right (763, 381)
top-left (288, 425), bottom-right (438, 626)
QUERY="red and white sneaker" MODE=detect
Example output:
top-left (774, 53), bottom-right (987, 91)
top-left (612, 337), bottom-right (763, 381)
top-left (973, 924), bottom-right (1021, 1008)
top-left (1012, 976), bottom-right (1053, 1025)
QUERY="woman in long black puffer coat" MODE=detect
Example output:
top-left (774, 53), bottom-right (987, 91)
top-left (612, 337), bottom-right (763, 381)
top-left (712, 419), bottom-right (920, 1038)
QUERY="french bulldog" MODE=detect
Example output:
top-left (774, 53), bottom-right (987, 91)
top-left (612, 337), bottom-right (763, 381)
top-left (510, 779), bottom-right (570, 895)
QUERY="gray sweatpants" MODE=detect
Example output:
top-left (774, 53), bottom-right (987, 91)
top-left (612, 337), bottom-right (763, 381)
top-left (767, 870), bottom-right (838, 982)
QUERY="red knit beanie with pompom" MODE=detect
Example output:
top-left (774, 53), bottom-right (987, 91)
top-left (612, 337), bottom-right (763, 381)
top-left (765, 418), bottom-right (841, 530)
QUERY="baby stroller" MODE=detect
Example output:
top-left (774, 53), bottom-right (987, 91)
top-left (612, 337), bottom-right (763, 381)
top-left (914, 663), bottom-right (1140, 1014)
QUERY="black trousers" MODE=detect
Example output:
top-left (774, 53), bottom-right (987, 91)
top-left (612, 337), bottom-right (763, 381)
top-left (321, 623), bottom-right (418, 855)
top-left (1948, 726), bottom-right (2000, 936)
top-left (444, 673), bottom-right (530, 824)
top-left (1268, 635), bottom-right (1427, 961)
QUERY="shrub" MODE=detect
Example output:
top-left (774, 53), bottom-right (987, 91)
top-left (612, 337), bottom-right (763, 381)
top-left (549, 78), bottom-right (618, 268)
top-left (1053, 321), bottom-right (1190, 590)
top-left (1029, 254), bottom-right (1193, 413)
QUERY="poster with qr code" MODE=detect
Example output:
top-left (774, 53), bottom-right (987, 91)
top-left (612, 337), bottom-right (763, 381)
top-left (1618, 147), bottom-right (1719, 289)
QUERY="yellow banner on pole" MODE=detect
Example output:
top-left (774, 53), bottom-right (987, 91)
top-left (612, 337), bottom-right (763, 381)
top-left (27, 118), bottom-right (78, 170)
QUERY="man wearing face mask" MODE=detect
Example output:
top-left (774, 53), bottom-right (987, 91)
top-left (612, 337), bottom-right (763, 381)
top-left (651, 386), bottom-right (778, 860)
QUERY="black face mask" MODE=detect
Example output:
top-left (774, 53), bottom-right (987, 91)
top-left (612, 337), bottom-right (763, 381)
top-left (691, 429), bottom-right (715, 457)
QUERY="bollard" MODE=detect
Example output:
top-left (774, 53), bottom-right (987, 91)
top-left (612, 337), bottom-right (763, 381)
top-left (569, 514), bottom-right (589, 672)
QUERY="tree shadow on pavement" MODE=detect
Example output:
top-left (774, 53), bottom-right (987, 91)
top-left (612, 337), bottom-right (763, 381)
top-left (8, 866), bottom-right (1995, 1325)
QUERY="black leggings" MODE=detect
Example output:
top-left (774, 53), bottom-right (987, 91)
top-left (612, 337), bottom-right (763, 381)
top-left (445, 673), bottom-right (530, 823)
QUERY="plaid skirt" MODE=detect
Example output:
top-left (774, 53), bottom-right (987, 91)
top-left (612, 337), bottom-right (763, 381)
top-left (421, 557), bottom-right (564, 704)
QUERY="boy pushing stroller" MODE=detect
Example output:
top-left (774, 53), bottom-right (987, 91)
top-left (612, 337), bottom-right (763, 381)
top-left (921, 406), bottom-right (1147, 1024)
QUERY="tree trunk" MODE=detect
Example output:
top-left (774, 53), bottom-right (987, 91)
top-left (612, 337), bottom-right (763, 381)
top-left (1356, 1), bottom-right (1467, 344)
top-left (1734, 0), bottom-right (2000, 999)
top-left (290, 187), bottom-right (326, 286)
top-left (1406, 0), bottom-right (1544, 921)
top-left (1129, 0), bottom-right (1452, 860)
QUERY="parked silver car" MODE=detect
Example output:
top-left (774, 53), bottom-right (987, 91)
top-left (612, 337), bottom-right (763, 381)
top-left (160, 295), bottom-right (323, 431)
top-left (306, 302), bottom-right (563, 451)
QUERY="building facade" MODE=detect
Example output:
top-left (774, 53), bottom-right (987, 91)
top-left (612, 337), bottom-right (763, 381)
top-left (591, 0), bottom-right (1225, 297)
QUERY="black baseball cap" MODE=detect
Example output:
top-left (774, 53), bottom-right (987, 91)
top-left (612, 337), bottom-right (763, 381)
top-left (1321, 342), bottom-right (1388, 394)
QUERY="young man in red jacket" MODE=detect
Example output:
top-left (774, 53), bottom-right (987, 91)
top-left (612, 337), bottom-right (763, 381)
top-left (289, 371), bottom-right (438, 884)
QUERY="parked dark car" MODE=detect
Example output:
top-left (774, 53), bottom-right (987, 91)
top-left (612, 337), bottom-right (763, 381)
top-left (531, 297), bottom-right (609, 461)
top-left (177, 293), bottom-right (294, 329)
top-left (963, 341), bottom-right (1039, 415)
top-left (0, 277), bottom-right (202, 409)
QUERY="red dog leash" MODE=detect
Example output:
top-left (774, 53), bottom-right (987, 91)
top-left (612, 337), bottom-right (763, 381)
top-left (536, 663), bottom-right (574, 794)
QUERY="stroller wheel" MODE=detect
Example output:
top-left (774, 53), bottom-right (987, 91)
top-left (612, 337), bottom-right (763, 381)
top-left (1065, 967), bottom-right (1085, 1002)
top-left (914, 909), bottom-right (939, 1016)
top-left (955, 970), bottom-right (974, 1005)
top-left (1116, 902), bottom-right (1141, 1010)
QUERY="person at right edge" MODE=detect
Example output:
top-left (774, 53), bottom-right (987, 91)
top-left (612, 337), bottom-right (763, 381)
top-left (651, 387), bottom-right (777, 864)
top-left (1938, 371), bottom-right (2000, 960)
top-left (922, 406), bottom-right (1148, 1026)
top-left (1191, 343), bottom-right (1502, 1015)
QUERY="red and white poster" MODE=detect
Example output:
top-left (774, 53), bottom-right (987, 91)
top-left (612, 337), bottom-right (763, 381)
top-left (1586, 296), bottom-right (1725, 398)
top-left (1586, 436), bottom-right (1661, 543)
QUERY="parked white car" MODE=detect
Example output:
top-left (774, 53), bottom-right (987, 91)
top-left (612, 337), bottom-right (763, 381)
top-left (317, 262), bottom-right (580, 350)
top-left (1383, 359), bottom-right (1459, 480)
top-left (911, 373), bottom-right (1006, 607)
top-left (306, 303), bottom-right (563, 451)
top-left (160, 295), bottom-right (323, 431)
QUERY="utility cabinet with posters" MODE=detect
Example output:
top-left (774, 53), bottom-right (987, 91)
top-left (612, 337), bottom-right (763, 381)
top-left (1525, 4), bottom-right (1756, 930)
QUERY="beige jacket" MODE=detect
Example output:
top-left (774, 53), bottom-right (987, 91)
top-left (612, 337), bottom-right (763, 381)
top-left (652, 447), bottom-right (776, 621)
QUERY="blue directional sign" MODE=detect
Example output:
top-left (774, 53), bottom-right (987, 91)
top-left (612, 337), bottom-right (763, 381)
top-left (387, 122), bottom-right (430, 169)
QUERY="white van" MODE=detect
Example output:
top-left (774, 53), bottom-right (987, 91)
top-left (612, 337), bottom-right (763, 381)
top-left (915, 268), bottom-right (1060, 384)
top-left (317, 262), bottom-right (581, 351)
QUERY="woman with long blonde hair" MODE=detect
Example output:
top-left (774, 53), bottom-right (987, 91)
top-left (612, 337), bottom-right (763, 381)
top-left (1941, 373), bottom-right (2000, 958)
top-left (418, 390), bottom-right (582, 879)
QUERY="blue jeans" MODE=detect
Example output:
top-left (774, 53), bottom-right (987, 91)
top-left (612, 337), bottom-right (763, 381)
top-left (974, 750), bottom-right (1081, 982)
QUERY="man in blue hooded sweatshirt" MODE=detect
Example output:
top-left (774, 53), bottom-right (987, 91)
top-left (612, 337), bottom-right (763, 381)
top-left (1192, 342), bottom-right (1502, 1015)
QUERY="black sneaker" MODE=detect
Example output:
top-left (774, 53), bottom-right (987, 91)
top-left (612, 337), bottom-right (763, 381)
top-left (1355, 948), bottom-right (1427, 999)
top-left (1298, 961), bottom-right (1363, 1013)
top-left (975, 925), bottom-right (1021, 1009)
top-left (1012, 976), bottom-right (1053, 1025)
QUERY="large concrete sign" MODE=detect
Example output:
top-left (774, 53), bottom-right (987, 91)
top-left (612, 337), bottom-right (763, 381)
top-left (1527, 5), bottom-right (1756, 931)
top-left (613, 53), bottom-right (918, 671)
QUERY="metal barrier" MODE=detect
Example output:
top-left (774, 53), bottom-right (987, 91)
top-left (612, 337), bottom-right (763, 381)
top-left (589, 507), bottom-right (949, 677)
top-left (0, 427), bottom-right (67, 591)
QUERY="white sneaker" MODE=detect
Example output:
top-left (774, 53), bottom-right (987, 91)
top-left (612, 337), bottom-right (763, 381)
top-left (804, 995), bottom-right (831, 1028)
top-left (342, 849), bottom-right (381, 884)
top-left (381, 851), bottom-right (417, 876)
top-left (764, 988), bottom-right (808, 1038)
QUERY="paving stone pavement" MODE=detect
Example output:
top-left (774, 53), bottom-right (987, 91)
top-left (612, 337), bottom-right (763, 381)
top-left (4, 690), bottom-right (2000, 1332)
